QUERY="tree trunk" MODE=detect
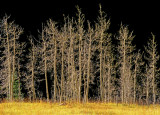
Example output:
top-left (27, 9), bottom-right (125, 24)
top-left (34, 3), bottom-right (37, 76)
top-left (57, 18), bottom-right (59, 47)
top-left (17, 60), bottom-right (21, 101)
top-left (133, 64), bottom-right (137, 103)
top-left (146, 66), bottom-right (149, 105)
top-left (67, 44), bottom-right (71, 101)
top-left (152, 60), bottom-right (155, 104)
top-left (71, 36), bottom-right (76, 101)
top-left (31, 46), bottom-right (36, 101)
top-left (107, 66), bottom-right (111, 102)
top-left (6, 22), bottom-right (12, 101)
top-left (86, 33), bottom-right (91, 102)
top-left (60, 41), bottom-right (64, 103)
top-left (78, 36), bottom-right (82, 102)
top-left (100, 32), bottom-right (103, 101)
top-left (42, 29), bottom-right (49, 102)
top-left (54, 38), bottom-right (57, 102)
top-left (122, 38), bottom-right (126, 103)
top-left (152, 42), bottom-right (156, 105)
top-left (12, 28), bottom-right (16, 101)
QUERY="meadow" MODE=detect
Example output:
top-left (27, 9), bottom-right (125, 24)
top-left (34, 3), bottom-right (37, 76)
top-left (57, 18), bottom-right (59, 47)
top-left (0, 101), bottom-right (160, 115)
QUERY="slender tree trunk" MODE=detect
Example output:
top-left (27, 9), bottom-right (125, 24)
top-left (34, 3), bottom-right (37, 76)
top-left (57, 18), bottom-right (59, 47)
top-left (54, 38), bottom-right (57, 102)
top-left (122, 38), bottom-right (126, 103)
top-left (60, 41), bottom-right (64, 103)
top-left (133, 64), bottom-right (137, 103)
top-left (42, 29), bottom-right (49, 102)
top-left (11, 28), bottom-right (16, 101)
top-left (10, 29), bottom-right (16, 101)
top-left (152, 60), bottom-right (155, 104)
top-left (67, 44), bottom-right (71, 101)
top-left (78, 36), bottom-right (82, 102)
top-left (83, 41), bottom-right (87, 102)
top-left (127, 50), bottom-right (132, 104)
top-left (146, 66), bottom-right (149, 105)
top-left (152, 41), bottom-right (156, 105)
top-left (31, 46), bottom-right (36, 101)
top-left (83, 67), bottom-right (87, 102)
top-left (71, 36), bottom-right (76, 101)
top-left (5, 23), bottom-right (12, 101)
top-left (146, 77), bottom-right (149, 105)
top-left (152, 72), bottom-right (155, 105)
top-left (44, 43), bottom-right (49, 102)
top-left (100, 32), bottom-right (103, 101)
top-left (86, 33), bottom-right (91, 103)
top-left (107, 66), bottom-right (111, 102)
top-left (17, 60), bottom-right (21, 101)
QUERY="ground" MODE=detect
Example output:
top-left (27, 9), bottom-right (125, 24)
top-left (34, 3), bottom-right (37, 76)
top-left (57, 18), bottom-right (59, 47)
top-left (0, 101), bottom-right (160, 115)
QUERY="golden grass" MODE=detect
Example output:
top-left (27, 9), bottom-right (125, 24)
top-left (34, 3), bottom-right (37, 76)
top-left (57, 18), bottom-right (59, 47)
top-left (0, 101), bottom-right (160, 115)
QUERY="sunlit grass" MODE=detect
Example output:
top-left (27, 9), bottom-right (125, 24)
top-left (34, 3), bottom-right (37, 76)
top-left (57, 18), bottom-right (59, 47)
top-left (0, 101), bottom-right (160, 115)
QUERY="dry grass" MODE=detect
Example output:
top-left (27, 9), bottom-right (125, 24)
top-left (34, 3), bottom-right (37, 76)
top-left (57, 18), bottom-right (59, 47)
top-left (0, 101), bottom-right (160, 115)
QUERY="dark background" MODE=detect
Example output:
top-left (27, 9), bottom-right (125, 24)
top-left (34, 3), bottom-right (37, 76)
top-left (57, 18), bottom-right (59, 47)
top-left (0, 0), bottom-right (160, 49)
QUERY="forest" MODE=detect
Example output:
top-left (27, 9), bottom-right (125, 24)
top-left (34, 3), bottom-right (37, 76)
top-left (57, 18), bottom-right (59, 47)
top-left (0, 5), bottom-right (160, 105)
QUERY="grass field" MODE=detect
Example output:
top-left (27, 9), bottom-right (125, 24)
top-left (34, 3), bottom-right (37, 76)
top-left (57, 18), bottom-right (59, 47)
top-left (0, 101), bottom-right (160, 115)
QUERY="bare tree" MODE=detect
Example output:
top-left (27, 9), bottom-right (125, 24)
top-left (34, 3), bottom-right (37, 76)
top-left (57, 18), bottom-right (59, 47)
top-left (144, 33), bottom-right (159, 105)
top-left (25, 36), bottom-right (37, 101)
top-left (95, 5), bottom-right (110, 101)
top-left (133, 50), bottom-right (144, 103)
top-left (45, 20), bottom-right (59, 102)
top-left (11, 24), bottom-right (23, 101)
top-left (103, 35), bottom-right (117, 102)
top-left (82, 21), bottom-right (95, 102)
top-left (0, 17), bottom-right (9, 98)
top-left (75, 6), bottom-right (85, 102)
top-left (143, 64), bottom-right (150, 105)
top-left (38, 24), bottom-right (52, 102)
top-left (66, 17), bottom-right (77, 101)
top-left (58, 17), bottom-right (69, 103)
top-left (2, 16), bottom-right (12, 101)
top-left (16, 43), bottom-right (25, 101)
top-left (0, 16), bottom-right (23, 101)
top-left (117, 24), bottom-right (135, 103)
top-left (2, 6), bottom-right (160, 105)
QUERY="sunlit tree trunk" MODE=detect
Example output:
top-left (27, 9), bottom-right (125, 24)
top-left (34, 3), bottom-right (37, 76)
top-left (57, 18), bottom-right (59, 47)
top-left (17, 59), bottom-right (21, 100)
top-left (11, 27), bottom-right (16, 101)
top-left (53, 37), bottom-right (57, 102)
top-left (86, 22), bottom-right (93, 102)
top-left (60, 41), bottom-right (64, 103)
top-left (107, 62), bottom-right (111, 102)
top-left (145, 65), bottom-right (149, 105)
top-left (42, 28), bottom-right (49, 102)
top-left (133, 51), bottom-right (144, 103)
top-left (31, 43), bottom-right (36, 101)
top-left (4, 19), bottom-right (12, 101)
top-left (133, 60), bottom-right (137, 103)
top-left (104, 35), bottom-right (115, 103)
top-left (67, 41), bottom-right (71, 101)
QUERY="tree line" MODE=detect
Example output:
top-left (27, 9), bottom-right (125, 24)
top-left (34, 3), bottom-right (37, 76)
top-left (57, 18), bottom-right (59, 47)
top-left (0, 5), bottom-right (160, 105)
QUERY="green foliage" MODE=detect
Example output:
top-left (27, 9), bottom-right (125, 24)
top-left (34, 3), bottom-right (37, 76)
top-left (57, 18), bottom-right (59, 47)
top-left (13, 72), bottom-right (23, 100)
top-left (13, 72), bottom-right (19, 99)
